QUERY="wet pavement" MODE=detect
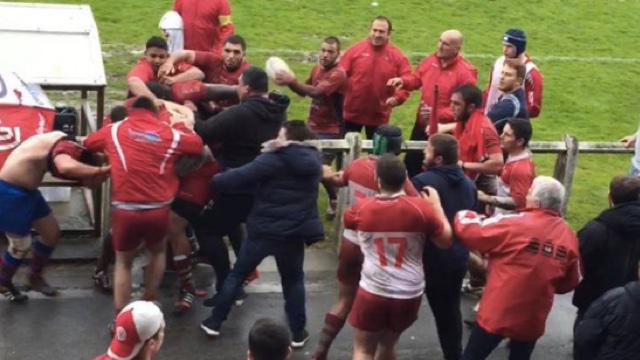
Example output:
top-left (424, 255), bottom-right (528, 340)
top-left (0, 249), bottom-right (577, 359)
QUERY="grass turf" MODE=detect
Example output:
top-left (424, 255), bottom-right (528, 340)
top-left (14, 0), bottom-right (640, 229)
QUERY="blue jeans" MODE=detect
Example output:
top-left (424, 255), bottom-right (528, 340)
top-left (209, 237), bottom-right (306, 335)
top-left (462, 324), bottom-right (537, 360)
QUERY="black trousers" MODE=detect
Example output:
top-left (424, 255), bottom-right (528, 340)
top-left (462, 324), bottom-right (537, 360)
top-left (425, 259), bottom-right (467, 360)
top-left (405, 122), bottom-right (428, 178)
top-left (196, 192), bottom-right (253, 291)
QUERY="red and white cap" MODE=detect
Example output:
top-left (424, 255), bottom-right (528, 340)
top-left (108, 301), bottom-right (164, 360)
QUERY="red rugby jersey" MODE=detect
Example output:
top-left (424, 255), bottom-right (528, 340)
top-left (344, 193), bottom-right (444, 299)
top-left (304, 64), bottom-right (347, 135)
top-left (497, 151), bottom-right (536, 211)
top-left (341, 156), bottom-right (418, 209)
top-left (176, 159), bottom-right (220, 207)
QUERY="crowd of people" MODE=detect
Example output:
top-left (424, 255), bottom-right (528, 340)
top-left (1, 1), bottom-right (639, 359)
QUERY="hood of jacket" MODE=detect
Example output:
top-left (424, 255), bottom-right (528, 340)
top-left (261, 140), bottom-right (321, 177)
top-left (427, 164), bottom-right (467, 186)
top-left (596, 201), bottom-right (640, 237)
top-left (242, 91), bottom-right (290, 124)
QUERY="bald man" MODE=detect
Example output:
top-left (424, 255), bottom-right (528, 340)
top-left (388, 30), bottom-right (478, 177)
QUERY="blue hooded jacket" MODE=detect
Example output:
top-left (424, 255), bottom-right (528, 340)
top-left (412, 164), bottom-right (477, 267)
top-left (211, 140), bottom-right (324, 244)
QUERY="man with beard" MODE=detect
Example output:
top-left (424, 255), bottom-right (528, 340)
top-left (339, 16), bottom-right (412, 139)
top-left (411, 134), bottom-right (476, 360)
top-left (387, 30), bottom-right (477, 177)
top-left (159, 35), bottom-right (250, 115)
top-left (483, 29), bottom-right (543, 119)
top-left (276, 36), bottom-right (347, 217)
top-left (450, 84), bottom-right (503, 196)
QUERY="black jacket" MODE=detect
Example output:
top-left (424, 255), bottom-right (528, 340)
top-left (195, 92), bottom-right (290, 169)
top-left (212, 141), bottom-right (324, 244)
top-left (412, 164), bottom-right (477, 268)
top-left (573, 202), bottom-right (640, 312)
top-left (575, 281), bottom-right (640, 360)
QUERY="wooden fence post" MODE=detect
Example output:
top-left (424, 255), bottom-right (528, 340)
top-left (552, 134), bottom-right (579, 216)
top-left (332, 132), bottom-right (361, 249)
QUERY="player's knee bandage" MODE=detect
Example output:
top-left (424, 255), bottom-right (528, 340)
top-left (6, 233), bottom-right (32, 259)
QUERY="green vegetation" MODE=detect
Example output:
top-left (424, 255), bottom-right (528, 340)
top-left (15, 0), bottom-right (640, 228)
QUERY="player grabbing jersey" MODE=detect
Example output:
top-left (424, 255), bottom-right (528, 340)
top-left (346, 154), bottom-right (452, 359)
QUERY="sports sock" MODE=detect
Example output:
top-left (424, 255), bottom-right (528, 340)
top-left (30, 240), bottom-right (54, 277)
top-left (173, 254), bottom-right (195, 293)
top-left (313, 313), bottom-right (346, 359)
top-left (0, 251), bottom-right (22, 285)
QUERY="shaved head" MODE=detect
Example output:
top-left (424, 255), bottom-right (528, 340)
top-left (441, 29), bottom-right (463, 47)
top-left (437, 29), bottom-right (463, 60)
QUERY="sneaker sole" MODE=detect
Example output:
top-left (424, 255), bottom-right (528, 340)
top-left (200, 323), bottom-right (221, 337)
top-left (291, 336), bottom-right (310, 349)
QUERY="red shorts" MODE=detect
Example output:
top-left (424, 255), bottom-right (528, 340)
top-left (348, 288), bottom-right (422, 333)
top-left (337, 239), bottom-right (363, 287)
top-left (111, 207), bottom-right (170, 251)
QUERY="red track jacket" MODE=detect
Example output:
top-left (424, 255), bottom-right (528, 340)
top-left (340, 40), bottom-right (412, 126)
top-left (84, 109), bottom-right (203, 205)
top-left (455, 209), bottom-right (580, 341)
top-left (173, 0), bottom-right (234, 54)
top-left (401, 53), bottom-right (477, 135)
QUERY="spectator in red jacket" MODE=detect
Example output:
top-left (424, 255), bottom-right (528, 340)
top-left (388, 29), bottom-right (477, 177)
top-left (84, 96), bottom-right (204, 316)
top-left (340, 16), bottom-right (412, 139)
top-left (173, 0), bottom-right (234, 54)
top-left (483, 28), bottom-right (544, 118)
top-left (455, 176), bottom-right (580, 360)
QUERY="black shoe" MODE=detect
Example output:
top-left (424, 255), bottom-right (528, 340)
top-left (0, 282), bottom-right (28, 303)
top-left (200, 317), bottom-right (221, 337)
top-left (291, 329), bottom-right (310, 349)
top-left (25, 274), bottom-right (58, 296)
top-left (93, 270), bottom-right (113, 293)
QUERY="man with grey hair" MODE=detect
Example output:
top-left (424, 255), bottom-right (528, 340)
top-left (453, 176), bottom-right (580, 360)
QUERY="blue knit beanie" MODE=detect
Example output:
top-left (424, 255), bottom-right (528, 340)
top-left (503, 28), bottom-right (527, 56)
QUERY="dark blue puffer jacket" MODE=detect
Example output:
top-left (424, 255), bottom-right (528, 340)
top-left (211, 140), bottom-right (324, 244)
top-left (575, 281), bottom-right (640, 360)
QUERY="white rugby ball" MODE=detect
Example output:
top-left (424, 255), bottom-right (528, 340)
top-left (265, 56), bottom-right (294, 80)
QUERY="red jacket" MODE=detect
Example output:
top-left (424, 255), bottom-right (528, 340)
top-left (455, 209), bottom-right (580, 341)
top-left (84, 109), bottom-right (203, 205)
top-left (401, 53), bottom-right (477, 135)
top-left (173, 0), bottom-right (234, 54)
top-left (340, 40), bottom-right (412, 126)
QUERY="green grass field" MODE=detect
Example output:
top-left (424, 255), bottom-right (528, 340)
top-left (16, 0), bottom-right (640, 229)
